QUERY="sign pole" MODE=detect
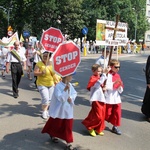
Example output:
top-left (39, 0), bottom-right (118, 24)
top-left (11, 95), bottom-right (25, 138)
top-left (108, 15), bottom-right (120, 64)
top-left (83, 35), bottom-right (87, 56)
top-left (82, 27), bottom-right (88, 57)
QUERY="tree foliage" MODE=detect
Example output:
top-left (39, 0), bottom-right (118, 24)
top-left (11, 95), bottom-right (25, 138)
top-left (0, 0), bottom-right (148, 43)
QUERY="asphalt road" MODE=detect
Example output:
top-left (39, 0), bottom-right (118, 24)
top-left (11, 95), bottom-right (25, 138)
top-left (0, 51), bottom-right (150, 150)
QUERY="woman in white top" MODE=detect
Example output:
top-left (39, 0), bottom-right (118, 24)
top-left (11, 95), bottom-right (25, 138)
top-left (25, 42), bottom-right (36, 80)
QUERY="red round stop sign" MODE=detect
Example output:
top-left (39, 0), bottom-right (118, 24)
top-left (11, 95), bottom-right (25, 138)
top-left (41, 27), bottom-right (64, 52)
top-left (52, 41), bottom-right (81, 77)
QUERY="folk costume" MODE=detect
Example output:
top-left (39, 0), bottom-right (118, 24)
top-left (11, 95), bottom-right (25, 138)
top-left (105, 70), bottom-right (124, 127)
top-left (82, 73), bottom-right (107, 135)
top-left (42, 81), bottom-right (77, 143)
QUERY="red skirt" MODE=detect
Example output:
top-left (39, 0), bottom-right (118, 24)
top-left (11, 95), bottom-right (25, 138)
top-left (82, 101), bottom-right (106, 133)
top-left (105, 103), bottom-right (121, 126)
top-left (42, 117), bottom-right (73, 143)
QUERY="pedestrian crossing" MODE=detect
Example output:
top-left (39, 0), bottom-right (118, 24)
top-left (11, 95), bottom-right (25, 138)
top-left (122, 93), bottom-right (143, 102)
top-left (129, 77), bottom-right (145, 82)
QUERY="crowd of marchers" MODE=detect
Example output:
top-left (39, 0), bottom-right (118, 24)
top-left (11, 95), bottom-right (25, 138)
top-left (0, 40), bottom-right (150, 150)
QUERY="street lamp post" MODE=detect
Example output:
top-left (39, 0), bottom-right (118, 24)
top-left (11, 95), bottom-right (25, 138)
top-left (135, 13), bottom-right (137, 41)
top-left (132, 8), bottom-right (137, 41)
top-left (132, 7), bottom-right (144, 41)
top-left (0, 6), bottom-right (11, 27)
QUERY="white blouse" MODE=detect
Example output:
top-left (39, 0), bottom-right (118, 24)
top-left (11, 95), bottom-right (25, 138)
top-left (90, 73), bottom-right (107, 103)
top-left (105, 73), bottom-right (123, 104)
top-left (49, 81), bottom-right (77, 119)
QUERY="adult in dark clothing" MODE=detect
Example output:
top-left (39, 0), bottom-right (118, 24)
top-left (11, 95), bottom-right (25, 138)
top-left (141, 55), bottom-right (150, 122)
top-left (23, 38), bottom-right (29, 49)
top-left (6, 41), bottom-right (27, 98)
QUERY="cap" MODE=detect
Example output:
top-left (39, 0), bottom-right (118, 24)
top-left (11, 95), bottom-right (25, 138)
top-left (72, 72), bottom-right (76, 75)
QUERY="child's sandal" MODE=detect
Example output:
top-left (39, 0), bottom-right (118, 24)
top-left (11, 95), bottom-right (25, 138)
top-left (65, 144), bottom-right (77, 150)
top-left (50, 136), bottom-right (59, 143)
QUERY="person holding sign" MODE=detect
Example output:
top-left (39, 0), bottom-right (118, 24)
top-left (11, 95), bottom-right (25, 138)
top-left (34, 51), bottom-right (60, 119)
top-left (105, 59), bottom-right (124, 135)
top-left (82, 64), bottom-right (110, 137)
top-left (42, 74), bottom-right (77, 150)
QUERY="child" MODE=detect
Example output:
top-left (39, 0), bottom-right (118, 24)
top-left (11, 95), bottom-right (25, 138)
top-left (105, 59), bottom-right (124, 135)
top-left (41, 74), bottom-right (77, 150)
top-left (0, 46), bottom-right (9, 78)
top-left (82, 64), bottom-right (110, 137)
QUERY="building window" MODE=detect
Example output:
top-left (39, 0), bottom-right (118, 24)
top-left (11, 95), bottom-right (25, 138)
top-left (147, 0), bottom-right (150, 5)
top-left (148, 10), bottom-right (150, 17)
top-left (147, 34), bottom-right (150, 41)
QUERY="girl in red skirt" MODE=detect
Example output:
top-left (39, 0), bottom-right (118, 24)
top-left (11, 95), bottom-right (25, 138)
top-left (42, 74), bottom-right (77, 150)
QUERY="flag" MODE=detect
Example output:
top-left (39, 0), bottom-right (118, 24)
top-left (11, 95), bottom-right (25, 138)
top-left (20, 34), bottom-right (24, 42)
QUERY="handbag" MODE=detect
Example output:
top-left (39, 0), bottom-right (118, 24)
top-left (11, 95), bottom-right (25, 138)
top-left (29, 57), bottom-right (34, 62)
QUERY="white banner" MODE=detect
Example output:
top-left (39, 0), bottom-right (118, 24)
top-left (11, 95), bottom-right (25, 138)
top-left (96, 19), bottom-right (128, 46)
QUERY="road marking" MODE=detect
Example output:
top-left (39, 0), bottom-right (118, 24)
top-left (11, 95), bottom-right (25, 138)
top-left (129, 77), bottom-right (145, 82)
top-left (128, 93), bottom-right (143, 98)
top-left (122, 94), bottom-right (143, 102)
top-left (135, 61), bottom-right (146, 64)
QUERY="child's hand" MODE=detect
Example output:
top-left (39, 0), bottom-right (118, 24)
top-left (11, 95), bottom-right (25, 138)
top-left (102, 85), bottom-right (107, 92)
top-left (64, 83), bottom-right (70, 91)
top-left (42, 70), bottom-right (46, 75)
top-left (67, 97), bottom-right (72, 103)
top-left (113, 79), bottom-right (123, 89)
top-left (103, 66), bottom-right (111, 74)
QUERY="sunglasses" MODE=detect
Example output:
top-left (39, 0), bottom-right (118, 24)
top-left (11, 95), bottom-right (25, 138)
top-left (43, 55), bottom-right (48, 57)
top-left (114, 66), bottom-right (120, 69)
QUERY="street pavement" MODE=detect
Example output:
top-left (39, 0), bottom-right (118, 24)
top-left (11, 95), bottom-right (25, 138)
top-left (0, 50), bottom-right (150, 150)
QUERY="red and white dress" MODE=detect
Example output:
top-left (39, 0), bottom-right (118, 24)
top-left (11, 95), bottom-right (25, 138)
top-left (82, 73), bottom-right (107, 133)
top-left (105, 71), bottom-right (124, 126)
top-left (42, 81), bottom-right (77, 143)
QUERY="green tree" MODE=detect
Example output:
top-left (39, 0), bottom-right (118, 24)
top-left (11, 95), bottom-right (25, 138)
top-left (0, 0), bottom-right (148, 43)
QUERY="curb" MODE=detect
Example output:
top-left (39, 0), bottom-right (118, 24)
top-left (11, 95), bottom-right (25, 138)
top-left (81, 51), bottom-right (150, 59)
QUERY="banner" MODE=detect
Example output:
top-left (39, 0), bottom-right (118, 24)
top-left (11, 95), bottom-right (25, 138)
top-left (0, 32), bottom-right (19, 48)
top-left (96, 19), bottom-right (128, 46)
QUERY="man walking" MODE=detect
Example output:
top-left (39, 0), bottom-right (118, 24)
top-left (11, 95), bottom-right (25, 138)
top-left (6, 41), bottom-right (27, 98)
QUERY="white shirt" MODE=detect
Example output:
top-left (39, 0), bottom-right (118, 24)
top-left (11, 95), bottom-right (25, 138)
top-left (90, 73), bottom-right (107, 103)
top-left (20, 46), bottom-right (26, 54)
top-left (49, 81), bottom-right (77, 119)
top-left (105, 73), bottom-right (123, 104)
top-left (26, 48), bottom-right (36, 58)
top-left (95, 55), bottom-right (109, 68)
top-left (34, 49), bottom-right (45, 63)
top-left (0, 48), bottom-right (9, 64)
top-left (6, 49), bottom-right (26, 63)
